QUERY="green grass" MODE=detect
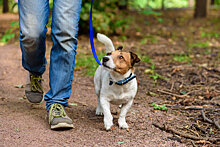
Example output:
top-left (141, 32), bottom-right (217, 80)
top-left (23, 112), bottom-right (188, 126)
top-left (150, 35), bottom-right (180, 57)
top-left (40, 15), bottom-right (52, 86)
top-left (173, 55), bottom-right (191, 62)
top-left (141, 55), bottom-right (152, 63)
top-left (201, 32), bottom-right (219, 38)
top-left (145, 63), bottom-right (169, 86)
top-left (189, 42), bottom-right (209, 48)
top-left (140, 35), bottom-right (158, 45)
top-left (151, 103), bottom-right (168, 111)
top-left (0, 21), bottom-right (19, 44)
top-left (75, 51), bottom-right (106, 76)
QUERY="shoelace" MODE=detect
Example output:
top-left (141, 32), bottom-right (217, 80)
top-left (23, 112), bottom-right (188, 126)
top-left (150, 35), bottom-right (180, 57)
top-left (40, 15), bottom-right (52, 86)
top-left (49, 104), bottom-right (66, 124)
top-left (30, 74), bottom-right (44, 93)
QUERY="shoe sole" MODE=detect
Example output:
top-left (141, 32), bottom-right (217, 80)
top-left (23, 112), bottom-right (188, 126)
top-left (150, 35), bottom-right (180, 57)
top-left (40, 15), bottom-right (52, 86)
top-left (51, 123), bottom-right (74, 130)
top-left (25, 91), bottom-right (43, 103)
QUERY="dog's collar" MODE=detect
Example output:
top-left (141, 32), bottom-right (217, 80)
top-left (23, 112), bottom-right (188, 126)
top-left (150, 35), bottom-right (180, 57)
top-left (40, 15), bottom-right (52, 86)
top-left (109, 73), bottom-right (136, 86)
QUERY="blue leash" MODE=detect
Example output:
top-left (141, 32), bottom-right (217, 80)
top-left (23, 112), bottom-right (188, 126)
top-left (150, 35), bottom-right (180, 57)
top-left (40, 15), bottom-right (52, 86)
top-left (90, 0), bottom-right (101, 65)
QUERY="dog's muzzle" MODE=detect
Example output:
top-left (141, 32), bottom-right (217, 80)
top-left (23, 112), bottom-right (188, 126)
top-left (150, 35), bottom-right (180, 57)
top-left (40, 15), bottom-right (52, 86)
top-left (102, 57), bottom-right (109, 63)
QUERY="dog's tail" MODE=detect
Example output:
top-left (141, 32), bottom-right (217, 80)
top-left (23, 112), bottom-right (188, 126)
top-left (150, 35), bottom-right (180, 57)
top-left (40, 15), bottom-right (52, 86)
top-left (97, 33), bottom-right (115, 53)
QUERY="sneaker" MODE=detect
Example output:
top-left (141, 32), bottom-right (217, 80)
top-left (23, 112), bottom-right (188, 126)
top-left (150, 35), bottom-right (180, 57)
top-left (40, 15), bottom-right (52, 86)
top-left (48, 103), bottom-right (74, 130)
top-left (25, 73), bottom-right (44, 103)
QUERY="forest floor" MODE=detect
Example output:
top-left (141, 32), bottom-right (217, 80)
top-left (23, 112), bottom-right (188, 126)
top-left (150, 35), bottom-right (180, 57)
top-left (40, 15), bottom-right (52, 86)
top-left (0, 10), bottom-right (220, 147)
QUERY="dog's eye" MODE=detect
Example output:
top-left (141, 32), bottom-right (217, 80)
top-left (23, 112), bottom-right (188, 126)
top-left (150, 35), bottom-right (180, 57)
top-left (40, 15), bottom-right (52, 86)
top-left (119, 56), bottom-right (124, 60)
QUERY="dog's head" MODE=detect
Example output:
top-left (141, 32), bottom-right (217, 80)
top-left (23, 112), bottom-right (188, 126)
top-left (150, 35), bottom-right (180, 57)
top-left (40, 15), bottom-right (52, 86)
top-left (102, 46), bottom-right (140, 74)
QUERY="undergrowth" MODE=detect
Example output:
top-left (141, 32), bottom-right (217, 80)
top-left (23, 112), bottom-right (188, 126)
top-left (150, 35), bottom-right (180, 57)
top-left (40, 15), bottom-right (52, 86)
top-left (75, 51), bottom-right (106, 76)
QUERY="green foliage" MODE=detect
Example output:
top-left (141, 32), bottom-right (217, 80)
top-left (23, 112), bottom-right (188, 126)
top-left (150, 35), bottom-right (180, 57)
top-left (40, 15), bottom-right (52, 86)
top-left (132, 0), bottom-right (188, 9)
top-left (1, 29), bottom-right (15, 43)
top-left (141, 35), bottom-right (158, 45)
top-left (209, 128), bottom-right (215, 135)
top-left (145, 63), bottom-right (169, 86)
top-left (118, 35), bottom-right (127, 41)
top-left (75, 50), bottom-right (106, 76)
top-left (1, 21), bottom-right (19, 43)
top-left (214, 0), bottom-right (220, 5)
top-left (0, 0), bottom-right (19, 13)
top-left (201, 32), bottom-right (219, 38)
top-left (189, 42), bottom-right (209, 48)
top-left (141, 55), bottom-right (152, 63)
top-left (157, 17), bottom-right (163, 23)
top-left (129, 0), bottom-right (148, 9)
top-left (142, 9), bottom-right (162, 16)
top-left (151, 103), bottom-right (168, 111)
top-left (180, 90), bottom-right (187, 95)
top-left (80, 0), bottom-right (130, 34)
top-left (205, 49), bottom-right (211, 55)
top-left (173, 55), bottom-right (191, 62)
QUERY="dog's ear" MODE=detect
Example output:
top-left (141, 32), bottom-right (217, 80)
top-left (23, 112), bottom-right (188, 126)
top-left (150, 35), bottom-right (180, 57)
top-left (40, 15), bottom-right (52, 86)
top-left (117, 46), bottom-right (123, 51)
top-left (130, 52), bottom-right (140, 66)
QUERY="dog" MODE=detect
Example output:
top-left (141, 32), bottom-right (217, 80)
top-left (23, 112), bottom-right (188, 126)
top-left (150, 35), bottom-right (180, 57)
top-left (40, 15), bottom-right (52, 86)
top-left (94, 33), bottom-right (140, 130)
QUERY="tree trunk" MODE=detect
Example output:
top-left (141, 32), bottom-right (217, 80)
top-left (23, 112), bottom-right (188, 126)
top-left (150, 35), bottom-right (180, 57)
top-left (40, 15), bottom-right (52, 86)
top-left (161, 0), bottom-right (165, 10)
top-left (3, 0), bottom-right (9, 13)
top-left (194, 0), bottom-right (210, 18)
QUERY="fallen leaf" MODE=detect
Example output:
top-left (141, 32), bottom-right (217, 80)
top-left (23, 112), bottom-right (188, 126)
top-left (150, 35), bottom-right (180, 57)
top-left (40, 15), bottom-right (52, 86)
top-left (18, 97), bottom-right (24, 100)
top-left (148, 91), bottom-right (157, 96)
top-left (172, 96), bottom-right (176, 100)
top-left (180, 90), bottom-right (187, 95)
top-left (14, 84), bottom-right (24, 88)
top-left (168, 118), bottom-right (174, 121)
top-left (69, 103), bottom-right (78, 106)
top-left (144, 69), bottom-right (152, 74)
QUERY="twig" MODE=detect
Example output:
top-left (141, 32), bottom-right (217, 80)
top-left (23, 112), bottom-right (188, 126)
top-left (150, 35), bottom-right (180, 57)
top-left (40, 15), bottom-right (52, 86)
top-left (185, 127), bottom-right (200, 137)
top-left (213, 88), bottom-right (220, 93)
top-left (201, 110), bottom-right (213, 123)
top-left (184, 106), bottom-right (220, 111)
top-left (213, 119), bottom-right (220, 130)
top-left (191, 140), bottom-right (196, 147)
top-left (152, 123), bottom-right (220, 142)
top-left (203, 67), bottom-right (220, 75)
top-left (157, 89), bottom-right (188, 98)
top-left (166, 105), bottom-right (220, 111)
top-left (201, 110), bottom-right (220, 130)
top-left (170, 81), bottom-right (174, 91)
top-left (192, 124), bottom-right (206, 134)
top-left (184, 106), bottom-right (204, 110)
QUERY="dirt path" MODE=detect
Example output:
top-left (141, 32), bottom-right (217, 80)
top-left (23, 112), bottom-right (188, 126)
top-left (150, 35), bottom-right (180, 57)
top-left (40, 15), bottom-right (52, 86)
top-left (0, 43), bottom-right (186, 147)
top-left (1, 10), bottom-right (220, 146)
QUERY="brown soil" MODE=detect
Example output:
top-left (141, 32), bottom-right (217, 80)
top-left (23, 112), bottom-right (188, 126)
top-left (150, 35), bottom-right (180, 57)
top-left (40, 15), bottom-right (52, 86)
top-left (0, 10), bottom-right (220, 147)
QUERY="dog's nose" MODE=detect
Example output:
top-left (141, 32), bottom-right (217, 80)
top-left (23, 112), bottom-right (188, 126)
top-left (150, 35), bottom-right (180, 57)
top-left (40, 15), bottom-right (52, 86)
top-left (102, 57), bottom-right (109, 62)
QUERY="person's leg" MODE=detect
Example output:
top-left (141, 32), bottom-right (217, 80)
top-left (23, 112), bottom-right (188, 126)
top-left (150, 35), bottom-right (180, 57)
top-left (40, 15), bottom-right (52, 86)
top-left (18, 0), bottom-right (49, 103)
top-left (44, 0), bottom-right (82, 111)
top-left (18, 0), bottom-right (49, 76)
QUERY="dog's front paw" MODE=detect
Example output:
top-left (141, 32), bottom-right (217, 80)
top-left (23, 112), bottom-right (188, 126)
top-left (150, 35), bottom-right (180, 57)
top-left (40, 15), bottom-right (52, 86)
top-left (104, 121), bottom-right (113, 131)
top-left (104, 116), bottom-right (113, 130)
top-left (118, 119), bottom-right (129, 129)
top-left (96, 106), bottom-right (103, 115)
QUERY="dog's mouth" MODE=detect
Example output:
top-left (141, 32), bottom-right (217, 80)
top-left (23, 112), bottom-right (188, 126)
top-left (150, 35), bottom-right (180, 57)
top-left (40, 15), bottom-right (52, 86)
top-left (102, 63), bottom-right (115, 71)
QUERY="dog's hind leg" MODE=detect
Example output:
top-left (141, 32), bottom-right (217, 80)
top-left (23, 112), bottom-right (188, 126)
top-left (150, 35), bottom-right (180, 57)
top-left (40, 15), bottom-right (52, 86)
top-left (118, 99), bottom-right (133, 129)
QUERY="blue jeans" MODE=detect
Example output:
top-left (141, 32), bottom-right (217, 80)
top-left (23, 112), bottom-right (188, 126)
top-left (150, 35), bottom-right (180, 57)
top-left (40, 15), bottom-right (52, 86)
top-left (18, 0), bottom-right (82, 111)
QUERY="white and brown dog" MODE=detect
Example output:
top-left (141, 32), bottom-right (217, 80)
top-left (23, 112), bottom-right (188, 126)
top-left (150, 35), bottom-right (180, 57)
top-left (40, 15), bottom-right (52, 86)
top-left (94, 33), bottom-right (140, 130)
